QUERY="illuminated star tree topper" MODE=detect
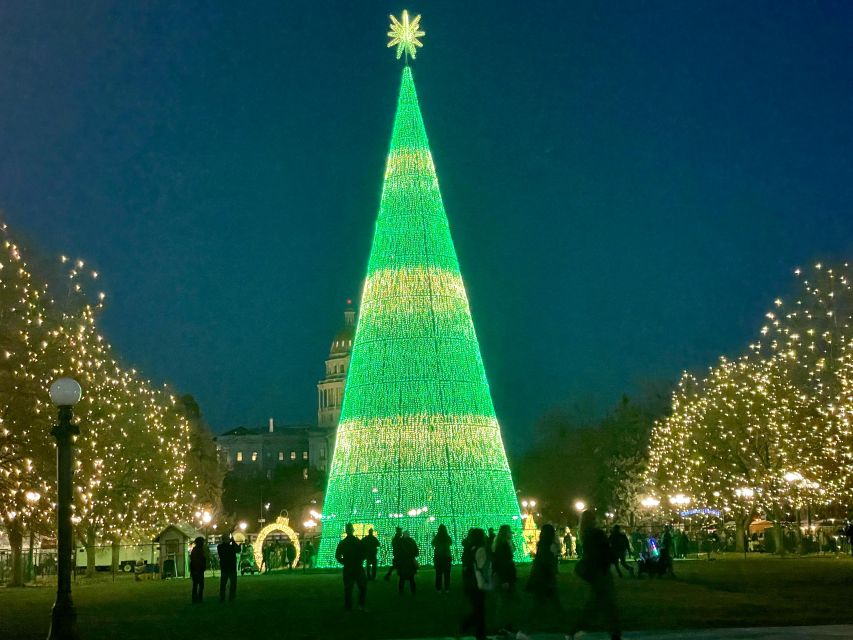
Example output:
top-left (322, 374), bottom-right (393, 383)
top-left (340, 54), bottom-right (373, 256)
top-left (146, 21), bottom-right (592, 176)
top-left (387, 10), bottom-right (424, 61)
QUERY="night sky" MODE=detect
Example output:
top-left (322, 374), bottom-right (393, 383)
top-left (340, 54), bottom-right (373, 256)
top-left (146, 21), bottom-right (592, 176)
top-left (1, 2), bottom-right (852, 452)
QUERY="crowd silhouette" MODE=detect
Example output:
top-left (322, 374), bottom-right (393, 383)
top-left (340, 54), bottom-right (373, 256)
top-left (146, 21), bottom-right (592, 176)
top-left (185, 510), bottom-right (711, 640)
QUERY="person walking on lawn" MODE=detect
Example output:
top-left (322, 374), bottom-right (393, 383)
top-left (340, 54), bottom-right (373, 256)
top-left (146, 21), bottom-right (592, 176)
top-left (460, 528), bottom-right (491, 640)
top-left (492, 524), bottom-right (518, 635)
top-left (217, 533), bottom-right (241, 603)
top-left (189, 536), bottom-right (207, 603)
top-left (609, 524), bottom-right (634, 577)
top-left (568, 510), bottom-right (621, 640)
top-left (335, 523), bottom-right (367, 611)
top-left (363, 528), bottom-right (380, 580)
top-left (525, 523), bottom-right (561, 617)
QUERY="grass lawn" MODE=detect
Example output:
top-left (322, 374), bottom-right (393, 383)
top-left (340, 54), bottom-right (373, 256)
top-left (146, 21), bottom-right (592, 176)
top-left (1, 554), bottom-right (852, 639)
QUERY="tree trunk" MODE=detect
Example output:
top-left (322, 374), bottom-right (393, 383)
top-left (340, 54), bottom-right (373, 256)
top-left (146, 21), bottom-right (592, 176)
top-left (110, 538), bottom-right (121, 574)
top-left (7, 522), bottom-right (24, 587)
top-left (85, 527), bottom-right (97, 577)
top-left (773, 508), bottom-right (786, 557)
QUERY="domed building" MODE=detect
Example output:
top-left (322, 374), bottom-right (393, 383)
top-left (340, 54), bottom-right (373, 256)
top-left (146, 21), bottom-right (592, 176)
top-left (213, 301), bottom-right (355, 476)
top-left (317, 301), bottom-right (355, 429)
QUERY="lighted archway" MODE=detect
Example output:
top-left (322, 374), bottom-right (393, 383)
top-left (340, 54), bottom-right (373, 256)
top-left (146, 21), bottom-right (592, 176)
top-left (253, 516), bottom-right (301, 570)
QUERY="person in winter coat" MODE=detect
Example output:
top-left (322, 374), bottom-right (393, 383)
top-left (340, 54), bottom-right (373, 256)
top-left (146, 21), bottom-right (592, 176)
top-left (492, 524), bottom-right (518, 634)
top-left (396, 530), bottom-right (420, 595)
top-left (335, 523), bottom-right (367, 611)
top-left (568, 510), bottom-right (621, 640)
top-left (608, 525), bottom-right (634, 577)
top-left (384, 526), bottom-right (403, 581)
top-left (431, 524), bottom-right (453, 593)
top-left (301, 539), bottom-right (315, 572)
top-left (526, 523), bottom-right (561, 619)
top-left (363, 528), bottom-right (380, 580)
top-left (217, 533), bottom-right (241, 603)
top-left (460, 528), bottom-right (490, 640)
top-left (189, 536), bottom-right (207, 603)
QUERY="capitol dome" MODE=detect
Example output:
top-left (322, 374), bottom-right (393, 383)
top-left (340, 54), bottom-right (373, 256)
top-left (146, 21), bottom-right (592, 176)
top-left (329, 300), bottom-right (356, 356)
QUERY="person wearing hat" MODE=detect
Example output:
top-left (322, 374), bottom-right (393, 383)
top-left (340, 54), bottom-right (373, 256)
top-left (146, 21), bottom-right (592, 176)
top-left (189, 536), bottom-right (208, 603)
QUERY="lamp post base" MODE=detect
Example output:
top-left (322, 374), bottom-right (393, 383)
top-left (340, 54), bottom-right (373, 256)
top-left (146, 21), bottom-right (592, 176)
top-left (47, 599), bottom-right (79, 640)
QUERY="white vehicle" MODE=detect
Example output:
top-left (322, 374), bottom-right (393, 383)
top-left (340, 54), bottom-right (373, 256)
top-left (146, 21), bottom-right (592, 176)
top-left (75, 541), bottom-right (159, 573)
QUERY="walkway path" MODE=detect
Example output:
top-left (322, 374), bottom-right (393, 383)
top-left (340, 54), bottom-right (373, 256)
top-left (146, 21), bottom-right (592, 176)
top-left (405, 625), bottom-right (853, 640)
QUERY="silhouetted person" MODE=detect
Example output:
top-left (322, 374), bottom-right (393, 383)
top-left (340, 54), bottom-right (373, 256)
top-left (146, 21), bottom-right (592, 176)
top-left (492, 523), bottom-right (517, 633)
top-left (661, 526), bottom-right (675, 576)
top-left (563, 528), bottom-right (573, 558)
top-left (569, 510), bottom-right (621, 640)
top-left (609, 525), bottom-right (634, 577)
top-left (630, 530), bottom-right (645, 560)
top-left (432, 524), bottom-right (453, 593)
top-left (487, 527), bottom-right (496, 560)
top-left (526, 523), bottom-right (560, 613)
top-left (302, 540), bottom-right (315, 572)
top-left (363, 528), bottom-right (380, 580)
top-left (262, 542), bottom-right (272, 573)
top-left (384, 526), bottom-right (403, 581)
top-left (397, 530), bottom-right (419, 595)
top-left (217, 533), bottom-right (241, 602)
top-left (189, 536), bottom-right (207, 603)
top-left (285, 541), bottom-right (297, 570)
top-left (844, 521), bottom-right (853, 556)
top-left (678, 530), bottom-right (690, 559)
top-left (335, 523), bottom-right (367, 611)
top-left (461, 528), bottom-right (489, 640)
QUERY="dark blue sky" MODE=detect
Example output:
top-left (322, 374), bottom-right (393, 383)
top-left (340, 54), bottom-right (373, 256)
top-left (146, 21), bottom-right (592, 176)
top-left (2, 2), bottom-right (852, 452)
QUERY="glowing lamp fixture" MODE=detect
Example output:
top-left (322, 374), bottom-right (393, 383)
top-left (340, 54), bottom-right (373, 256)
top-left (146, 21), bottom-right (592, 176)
top-left (735, 487), bottom-right (755, 499)
top-left (668, 494), bottom-right (691, 506)
top-left (303, 520), bottom-right (317, 529)
top-left (201, 511), bottom-right (212, 524)
top-left (640, 497), bottom-right (660, 508)
top-left (784, 471), bottom-right (804, 483)
top-left (25, 491), bottom-right (41, 504)
top-left (49, 378), bottom-right (82, 407)
top-left (574, 500), bottom-right (586, 512)
top-left (238, 522), bottom-right (247, 532)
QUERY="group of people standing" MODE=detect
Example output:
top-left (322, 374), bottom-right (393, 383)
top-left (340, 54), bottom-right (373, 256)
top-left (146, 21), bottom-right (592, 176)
top-left (189, 534), bottom-right (242, 604)
top-left (332, 511), bottom-right (623, 640)
top-left (186, 513), bottom-right (630, 640)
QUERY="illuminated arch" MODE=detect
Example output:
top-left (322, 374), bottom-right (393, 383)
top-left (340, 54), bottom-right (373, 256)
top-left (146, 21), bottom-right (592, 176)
top-left (253, 516), bottom-right (301, 570)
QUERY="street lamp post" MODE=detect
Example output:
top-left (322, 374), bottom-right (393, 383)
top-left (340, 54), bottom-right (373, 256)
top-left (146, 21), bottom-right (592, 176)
top-left (48, 377), bottom-right (82, 640)
top-left (25, 490), bottom-right (41, 582)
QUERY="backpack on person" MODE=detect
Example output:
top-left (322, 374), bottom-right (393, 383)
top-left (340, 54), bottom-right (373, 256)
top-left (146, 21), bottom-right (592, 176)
top-left (474, 546), bottom-right (493, 591)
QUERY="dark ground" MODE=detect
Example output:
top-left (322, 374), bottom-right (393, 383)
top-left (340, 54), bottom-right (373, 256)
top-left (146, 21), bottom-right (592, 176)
top-left (1, 555), bottom-right (852, 640)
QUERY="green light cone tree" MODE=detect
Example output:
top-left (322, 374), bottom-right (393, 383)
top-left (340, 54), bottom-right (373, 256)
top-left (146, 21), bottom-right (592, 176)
top-left (318, 67), bottom-right (523, 565)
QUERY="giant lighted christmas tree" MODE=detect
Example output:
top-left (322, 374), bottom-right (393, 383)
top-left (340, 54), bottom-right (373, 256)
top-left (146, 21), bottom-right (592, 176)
top-left (317, 11), bottom-right (523, 566)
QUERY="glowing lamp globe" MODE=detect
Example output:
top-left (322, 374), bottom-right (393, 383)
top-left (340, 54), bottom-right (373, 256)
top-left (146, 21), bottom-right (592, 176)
top-left (49, 378), bottom-right (82, 407)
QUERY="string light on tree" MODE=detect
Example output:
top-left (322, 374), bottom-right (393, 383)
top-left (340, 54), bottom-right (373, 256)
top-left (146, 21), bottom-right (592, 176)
top-left (646, 262), bottom-right (853, 549)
